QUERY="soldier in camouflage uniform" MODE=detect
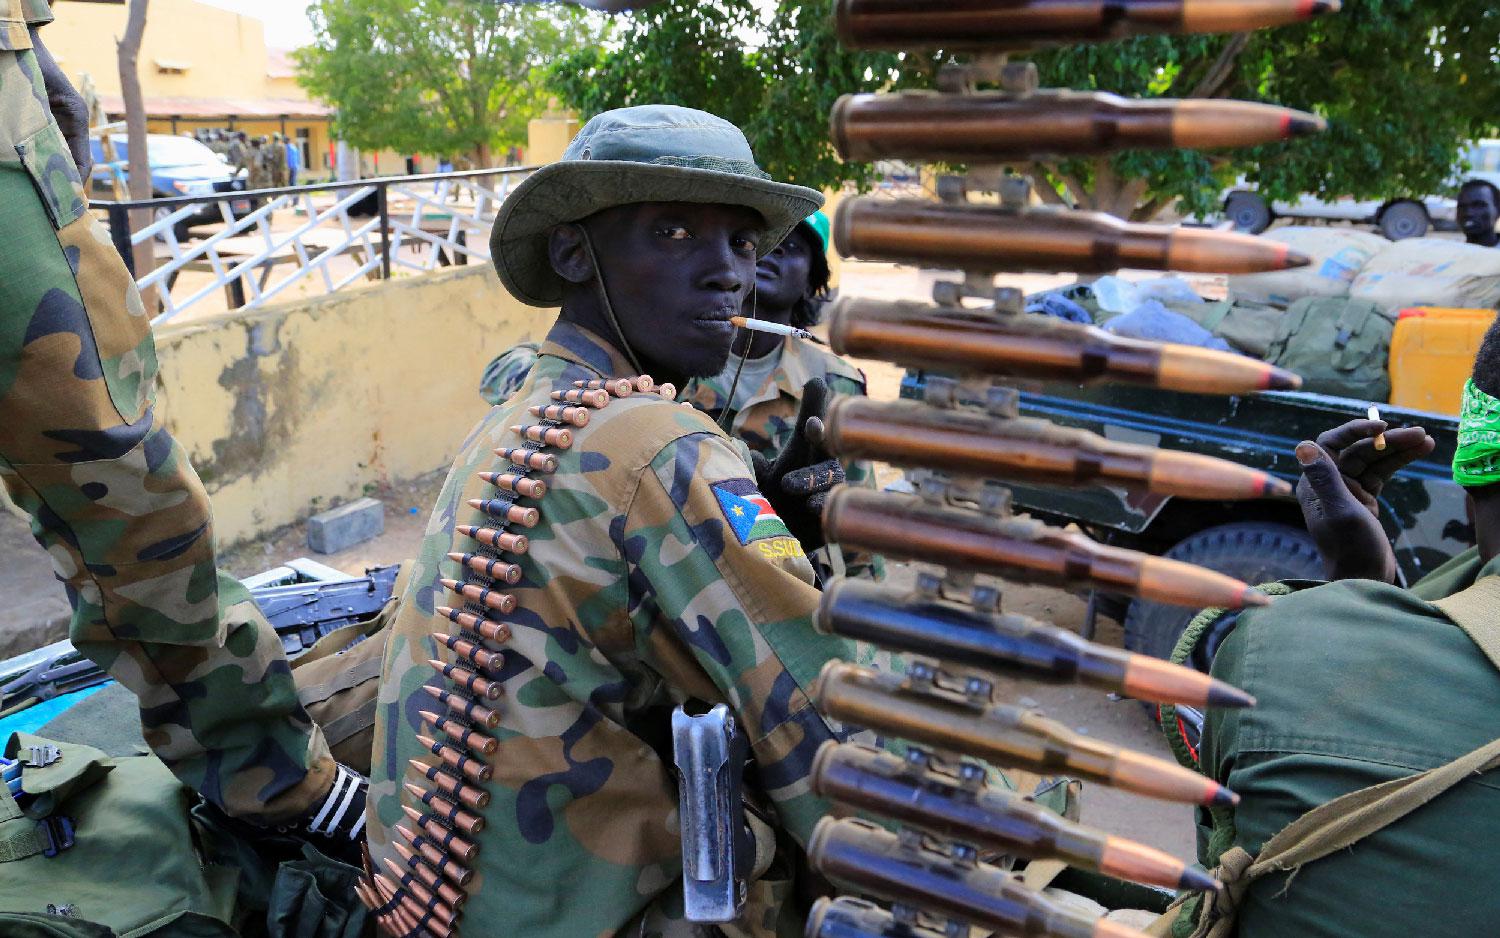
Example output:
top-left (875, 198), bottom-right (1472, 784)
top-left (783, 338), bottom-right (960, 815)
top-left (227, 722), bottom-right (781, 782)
top-left (1, 1), bottom-right (374, 844)
top-left (682, 210), bottom-right (884, 581)
top-left (365, 105), bottom-right (882, 937)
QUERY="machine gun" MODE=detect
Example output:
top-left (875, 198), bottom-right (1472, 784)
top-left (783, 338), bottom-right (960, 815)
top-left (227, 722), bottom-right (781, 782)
top-left (0, 563), bottom-right (399, 716)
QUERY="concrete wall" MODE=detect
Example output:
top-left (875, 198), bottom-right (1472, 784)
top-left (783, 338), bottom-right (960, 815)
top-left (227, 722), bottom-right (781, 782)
top-left (152, 267), bottom-right (555, 547)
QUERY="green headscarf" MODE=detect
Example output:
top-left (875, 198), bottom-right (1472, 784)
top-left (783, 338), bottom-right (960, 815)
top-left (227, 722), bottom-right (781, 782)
top-left (1454, 379), bottom-right (1500, 487)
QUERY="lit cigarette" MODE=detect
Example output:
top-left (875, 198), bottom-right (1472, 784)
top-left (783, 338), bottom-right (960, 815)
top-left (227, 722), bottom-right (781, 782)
top-left (1368, 405), bottom-right (1386, 450)
top-left (729, 316), bottom-right (814, 340)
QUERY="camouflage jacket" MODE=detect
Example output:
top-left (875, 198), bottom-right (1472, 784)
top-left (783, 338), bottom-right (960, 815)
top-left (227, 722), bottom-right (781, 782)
top-left (683, 337), bottom-right (884, 581)
top-left (368, 321), bottom-right (871, 937)
top-left (3, 0), bottom-right (50, 49)
top-left (477, 341), bottom-right (540, 406)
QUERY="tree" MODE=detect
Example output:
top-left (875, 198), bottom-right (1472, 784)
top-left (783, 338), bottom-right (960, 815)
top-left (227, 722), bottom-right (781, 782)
top-left (295, 0), bottom-right (605, 168)
top-left (117, 0), bottom-right (153, 301)
top-left (547, 0), bottom-right (936, 191)
top-left (548, 0), bottom-right (1499, 217)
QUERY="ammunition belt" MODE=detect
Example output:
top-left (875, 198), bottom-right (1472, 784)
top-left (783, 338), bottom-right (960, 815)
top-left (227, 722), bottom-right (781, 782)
top-left (356, 374), bottom-right (672, 938)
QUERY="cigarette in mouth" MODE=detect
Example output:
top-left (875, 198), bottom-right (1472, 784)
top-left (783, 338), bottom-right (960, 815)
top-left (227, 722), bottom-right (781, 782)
top-left (729, 316), bottom-right (814, 340)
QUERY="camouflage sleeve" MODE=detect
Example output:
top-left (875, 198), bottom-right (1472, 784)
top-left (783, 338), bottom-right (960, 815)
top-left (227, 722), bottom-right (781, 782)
top-left (20, 0), bottom-right (53, 28)
top-left (626, 431), bottom-right (859, 843)
top-left (477, 343), bottom-right (539, 406)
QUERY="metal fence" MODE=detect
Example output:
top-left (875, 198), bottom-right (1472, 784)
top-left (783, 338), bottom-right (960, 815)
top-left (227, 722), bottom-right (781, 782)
top-left (93, 166), bottom-right (534, 326)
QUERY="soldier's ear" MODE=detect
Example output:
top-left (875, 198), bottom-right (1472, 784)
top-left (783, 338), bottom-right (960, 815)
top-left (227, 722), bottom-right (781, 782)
top-left (548, 224), bottom-right (595, 284)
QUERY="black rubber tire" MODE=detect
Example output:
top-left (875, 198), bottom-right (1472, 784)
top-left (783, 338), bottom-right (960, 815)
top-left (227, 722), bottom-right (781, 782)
top-left (1378, 201), bottom-right (1429, 241)
top-left (1224, 191), bottom-right (1272, 234)
top-left (1122, 522), bottom-right (1323, 662)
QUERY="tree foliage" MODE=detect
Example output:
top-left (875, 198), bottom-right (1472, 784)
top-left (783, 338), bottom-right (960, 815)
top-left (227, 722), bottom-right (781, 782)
top-left (548, 0), bottom-right (1498, 217)
top-left (295, 0), bottom-right (604, 166)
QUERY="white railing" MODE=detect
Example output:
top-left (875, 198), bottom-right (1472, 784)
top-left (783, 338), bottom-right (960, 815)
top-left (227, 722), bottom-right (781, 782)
top-left (93, 166), bottom-right (534, 325)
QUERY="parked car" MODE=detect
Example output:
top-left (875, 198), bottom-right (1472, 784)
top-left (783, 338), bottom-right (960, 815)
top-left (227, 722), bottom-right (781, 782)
top-left (89, 133), bottom-right (254, 240)
top-left (1221, 140), bottom-right (1500, 240)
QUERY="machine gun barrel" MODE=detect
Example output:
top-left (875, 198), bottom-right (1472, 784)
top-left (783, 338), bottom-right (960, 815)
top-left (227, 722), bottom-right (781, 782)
top-left (813, 662), bottom-right (1236, 806)
top-left (826, 297), bottom-right (1300, 394)
top-left (834, 0), bottom-right (1340, 51)
top-left (812, 742), bottom-right (1219, 892)
top-left (832, 91), bottom-right (1323, 163)
top-left (823, 398), bottom-right (1291, 501)
top-left (817, 576), bottom-right (1255, 709)
top-left (835, 198), bottom-right (1308, 276)
top-left (808, 817), bottom-right (1153, 938)
top-left (824, 488), bottom-right (1266, 613)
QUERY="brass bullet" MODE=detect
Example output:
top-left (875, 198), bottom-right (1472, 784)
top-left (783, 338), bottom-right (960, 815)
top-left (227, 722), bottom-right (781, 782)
top-left (835, 198), bottom-right (1311, 276)
top-left (832, 91), bottom-right (1324, 163)
top-left (423, 685), bottom-right (502, 730)
top-left (826, 296), bottom-right (1302, 394)
top-left (478, 471), bottom-right (548, 500)
top-left (404, 781), bottom-right (485, 835)
top-left (417, 731), bottom-right (496, 781)
top-left (427, 659), bottom-right (502, 702)
top-left (834, 0), bottom-right (1340, 51)
top-left (419, 712), bottom-right (500, 758)
top-left (436, 605), bottom-right (511, 644)
top-left (392, 842), bottom-right (468, 906)
top-left (410, 759), bottom-right (491, 809)
top-left (552, 387), bottom-right (611, 408)
top-left (511, 424), bottom-right (573, 449)
top-left (430, 632), bottom-right (504, 672)
top-left (495, 447), bottom-right (558, 473)
top-left (824, 488), bottom-right (1265, 611)
top-left (448, 551), bottom-right (524, 586)
top-left (396, 822), bottom-right (474, 886)
top-left (656, 382), bottom-right (677, 399)
top-left (634, 374), bottom-right (656, 392)
top-left (811, 742), bottom-right (1221, 893)
top-left (374, 871), bottom-right (458, 925)
top-left (383, 855), bottom-right (465, 913)
top-left (529, 403), bottom-right (592, 427)
top-left (455, 524), bottom-right (529, 555)
top-left (402, 804), bottom-right (481, 866)
top-left (808, 817), bottom-right (1155, 938)
top-left (438, 579), bottom-right (517, 616)
top-left (468, 496), bottom-right (541, 527)
top-left (578, 377), bottom-right (634, 397)
top-left (813, 662), bottom-right (1238, 807)
top-left (817, 577), bottom-right (1256, 709)
top-left (824, 398), bottom-right (1292, 501)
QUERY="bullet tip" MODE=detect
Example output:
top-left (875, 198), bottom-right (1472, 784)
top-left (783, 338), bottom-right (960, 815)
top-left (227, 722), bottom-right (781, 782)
top-left (1283, 248), bottom-right (1313, 269)
top-left (1211, 785), bottom-right (1241, 808)
top-left (1290, 116), bottom-right (1326, 137)
top-left (1260, 476), bottom-right (1295, 498)
top-left (1206, 680), bottom-right (1257, 709)
top-left (1179, 866), bottom-right (1221, 893)
top-left (1262, 364), bottom-right (1303, 391)
top-left (1308, 0), bottom-right (1340, 15)
top-left (1242, 588), bottom-right (1273, 607)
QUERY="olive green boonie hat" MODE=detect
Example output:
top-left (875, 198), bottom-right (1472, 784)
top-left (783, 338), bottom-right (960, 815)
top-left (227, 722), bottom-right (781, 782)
top-left (491, 105), bottom-right (824, 307)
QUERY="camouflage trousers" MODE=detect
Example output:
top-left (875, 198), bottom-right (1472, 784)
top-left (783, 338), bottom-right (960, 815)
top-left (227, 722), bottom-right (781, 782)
top-left (0, 43), bottom-right (331, 823)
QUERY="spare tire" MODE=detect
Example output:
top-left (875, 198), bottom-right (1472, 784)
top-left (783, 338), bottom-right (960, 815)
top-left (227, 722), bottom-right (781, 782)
top-left (1123, 522), bottom-right (1323, 662)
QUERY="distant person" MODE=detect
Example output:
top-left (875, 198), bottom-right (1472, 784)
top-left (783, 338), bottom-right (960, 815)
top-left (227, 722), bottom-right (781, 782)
top-left (226, 131), bottom-right (247, 173)
top-left (268, 132), bottom-right (288, 187)
top-left (1457, 178), bottom-right (1500, 248)
top-left (285, 135), bottom-right (301, 186)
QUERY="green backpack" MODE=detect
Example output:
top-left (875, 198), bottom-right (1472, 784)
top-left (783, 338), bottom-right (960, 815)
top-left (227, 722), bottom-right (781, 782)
top-left (0, 733), bottom-right (369, 938)
top-left (1263, 296), bottom-right (1396, 401)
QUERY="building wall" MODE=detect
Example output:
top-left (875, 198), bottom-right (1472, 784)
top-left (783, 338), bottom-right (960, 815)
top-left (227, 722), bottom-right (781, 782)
top-left (151, 267), bottom-right (556, 546)
top-left (44, 0), bottom-right (296, 103)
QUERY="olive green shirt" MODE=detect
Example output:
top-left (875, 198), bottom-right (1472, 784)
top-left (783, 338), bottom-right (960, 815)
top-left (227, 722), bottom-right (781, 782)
top-left (1201, 547), bottom-right (1500, 937)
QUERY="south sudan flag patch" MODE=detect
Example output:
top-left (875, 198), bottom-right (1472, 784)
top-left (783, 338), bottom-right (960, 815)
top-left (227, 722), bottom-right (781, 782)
top-left (712, 479), bottom-right (791, 545)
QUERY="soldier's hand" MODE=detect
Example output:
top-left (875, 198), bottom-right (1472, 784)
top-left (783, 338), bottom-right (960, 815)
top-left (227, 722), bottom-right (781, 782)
top-left (31, 31), bottom-right (93, 180)
top-left (1295, 418), bottom-right (1434, 584)
top-left (752, 379), bottom-right (843, 551)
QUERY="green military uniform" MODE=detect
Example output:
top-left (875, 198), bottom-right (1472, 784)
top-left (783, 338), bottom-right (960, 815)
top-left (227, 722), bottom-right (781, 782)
top-left (1180, 547), bottom-right (1500, 937)
top-left (683, 335), bottom-right (885, 580)
top-left (0, 0), bottom-right (331, 823)
top-left (368, 320), bottom-right (881, 936)
top-left (476, 341), bottom-right (539, 406)
top-left (247, 141), bottom-right (271, 190)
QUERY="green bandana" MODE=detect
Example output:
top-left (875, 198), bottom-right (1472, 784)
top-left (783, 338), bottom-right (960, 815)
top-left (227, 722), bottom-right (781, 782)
top-left (1454, 379), bottom-right (1500, 487)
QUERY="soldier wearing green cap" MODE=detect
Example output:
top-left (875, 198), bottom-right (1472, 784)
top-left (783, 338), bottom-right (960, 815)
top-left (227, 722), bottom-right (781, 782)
top-left (1158, 321), bottom-right (1500, 937)
top-left (364, 105), bottom-right (886, 938)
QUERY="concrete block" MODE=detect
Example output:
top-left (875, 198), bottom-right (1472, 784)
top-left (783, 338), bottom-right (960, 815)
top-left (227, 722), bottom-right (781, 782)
top-left (307, 497), bottom-right (384, 554)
